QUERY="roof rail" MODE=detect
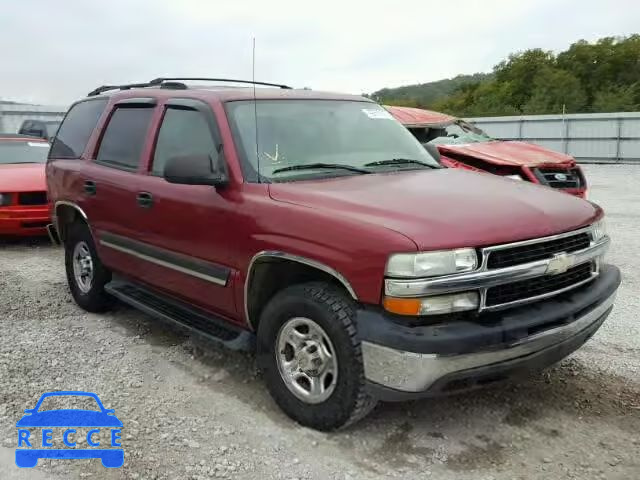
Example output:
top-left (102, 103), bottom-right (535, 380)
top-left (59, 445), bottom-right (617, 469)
top-left (87, 81), bottom-right (158, 97)
top-left (149, 77), bottom-right (292, 89)
top-left (87, 77), bottom-right (292, 97)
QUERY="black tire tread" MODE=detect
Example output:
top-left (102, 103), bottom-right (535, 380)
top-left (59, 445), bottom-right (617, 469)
top-left (258, 281), bottom-right (376, 430)
top-left (300, 282), bottom-right (376, 429)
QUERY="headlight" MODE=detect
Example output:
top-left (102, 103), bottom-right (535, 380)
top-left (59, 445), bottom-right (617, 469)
top-left (386, 248), bottom-right (477, 278)
top-left (0, 193), bottom-right (11, 206)
top-left (505, 174), bottom-right (524, 181)
top-left (383, 291), bottom-right (479, 316)
top-left (592, 219), bottom-right (606, 242)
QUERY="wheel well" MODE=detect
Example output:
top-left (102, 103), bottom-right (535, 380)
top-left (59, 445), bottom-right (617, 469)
top-left (55, 204), bottom-right (87, 242)
top-left (246, 257), bottom-right (354, 331)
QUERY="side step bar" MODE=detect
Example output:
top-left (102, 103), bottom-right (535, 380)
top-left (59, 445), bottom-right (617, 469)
top-left (105, 279), bottom-right (254, 351)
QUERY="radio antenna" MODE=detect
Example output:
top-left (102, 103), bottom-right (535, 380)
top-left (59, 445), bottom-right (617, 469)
top-left (252, 37), bottom-right (260, 183)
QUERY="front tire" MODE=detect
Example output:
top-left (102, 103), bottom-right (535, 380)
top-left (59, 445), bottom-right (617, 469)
top-left (257, 282), bottom-right (376, 431)
top-left (64, 221), bottom-right (113, 312)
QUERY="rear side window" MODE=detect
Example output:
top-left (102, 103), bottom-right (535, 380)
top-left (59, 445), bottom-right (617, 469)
top-left (152, 108), bottom-right (217, 176)
top-left (96, 107), bottom-right (154, 170)
top-left (49, 99), bottom-right (107, 158)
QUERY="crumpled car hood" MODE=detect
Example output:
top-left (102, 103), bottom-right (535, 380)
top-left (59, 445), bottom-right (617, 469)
top-left (438, 141), bottom-right (576, 167)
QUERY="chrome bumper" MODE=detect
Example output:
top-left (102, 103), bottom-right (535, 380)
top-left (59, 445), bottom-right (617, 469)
top-left (362, 291), bottom-right (616, 393)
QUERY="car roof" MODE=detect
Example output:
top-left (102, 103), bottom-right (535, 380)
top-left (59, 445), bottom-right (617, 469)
top-left (87, 85), bottom-right (373, 104)
top-left (384, 105), bottom-right (455, 127)
top-left (0, 133), bottom-right (49, 142)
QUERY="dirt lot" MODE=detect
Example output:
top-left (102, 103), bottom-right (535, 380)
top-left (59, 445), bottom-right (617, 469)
top-left (1, 164), bottom-right (638, 480)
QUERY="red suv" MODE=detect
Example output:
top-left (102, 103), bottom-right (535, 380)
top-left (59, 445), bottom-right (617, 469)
top-left (387, 106), bottom-right (588, 198)
top-left (46, 78), bottom-right (620, 430)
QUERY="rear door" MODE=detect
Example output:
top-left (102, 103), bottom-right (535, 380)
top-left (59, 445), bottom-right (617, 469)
top-left (131, 98), bottom-right (238, 320)
top-left (47, 97), bottom-right (109, 222)
top-left (81, 99), bottom-right (157, 278)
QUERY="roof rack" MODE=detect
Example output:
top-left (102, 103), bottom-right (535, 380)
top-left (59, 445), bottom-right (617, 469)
top-left (87, 77), bottom-right (292, 97)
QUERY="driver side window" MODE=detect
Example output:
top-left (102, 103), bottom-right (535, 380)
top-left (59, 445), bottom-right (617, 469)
top-left (152, 107), bottom-right (218, 176)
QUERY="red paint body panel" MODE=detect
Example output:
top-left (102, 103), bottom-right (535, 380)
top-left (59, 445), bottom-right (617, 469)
top-left (437, 141), bottom-right (575, 167)
top-left (47, 88), bottom-right (601, 327)
top-left (0, 139), bottom-right (50, 236)
top-left (384, 106), bottom-right (454, 126)
top-left (268, 169), bottom-right (599, 252)
top-left (386, 106), bottom-right (587, 198)
top-left (0, 163), bottom-right (47, 192)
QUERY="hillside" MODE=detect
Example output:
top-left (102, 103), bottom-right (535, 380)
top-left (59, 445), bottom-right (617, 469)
top-left (370, 73), bottom-right (491, 108)
top-left (370, 35), bottom-right (640, 117)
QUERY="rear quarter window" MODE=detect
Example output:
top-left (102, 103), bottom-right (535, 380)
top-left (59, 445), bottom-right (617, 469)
top-left (49, 99), bottom-right (108, 159)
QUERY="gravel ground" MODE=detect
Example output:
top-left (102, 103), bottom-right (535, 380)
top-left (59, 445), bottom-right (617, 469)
top-left (1, 164), bottom-right (638, 480)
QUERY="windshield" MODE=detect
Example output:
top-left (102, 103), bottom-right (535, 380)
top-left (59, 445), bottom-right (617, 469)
top-left (0, 141), bottom-right (50, 164)
top-left (226, 100), bottom-right (440, 182)
top-left (424, 120), bottom-right (493, 145)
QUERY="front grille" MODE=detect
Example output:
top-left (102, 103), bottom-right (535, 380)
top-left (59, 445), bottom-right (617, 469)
top-left (18, 191), bottom-right (47, 206)
top-left (534, 168), bottom-right (583, 189)
top-left (485, 262), bottom-right (593, 307)
top-left (487, 232), bottom-right (591, 269)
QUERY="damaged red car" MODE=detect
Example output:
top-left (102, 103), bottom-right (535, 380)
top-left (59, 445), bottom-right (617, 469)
top-left (386, 106), bottom-right (587, 198)
top-left (0, 134), bottom-right (51, 236)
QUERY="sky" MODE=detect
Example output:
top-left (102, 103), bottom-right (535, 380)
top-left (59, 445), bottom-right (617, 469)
top-left (1, 0), bottom-right (639, 105)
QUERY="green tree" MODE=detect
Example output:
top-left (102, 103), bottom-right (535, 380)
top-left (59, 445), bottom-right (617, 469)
top-left (522, 67), bottom-right (586, 114)
top-left (372, 34), bottom-right (640, 117)
top-left (493, 49), bottom-right (555, 110)
top-left (592, 83), bottom-right (639, 112)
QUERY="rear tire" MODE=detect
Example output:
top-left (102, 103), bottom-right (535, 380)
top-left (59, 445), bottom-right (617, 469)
top-left (257, 282), bottom-right (376, 431)
top-left (64, 221), bottom-right (113, 312)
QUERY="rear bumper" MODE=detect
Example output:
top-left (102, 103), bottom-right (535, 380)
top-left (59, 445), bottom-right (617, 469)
top-left (0, 206), bottom-right (50, 236)
top-left (357, 264), bottom-right (620, 400)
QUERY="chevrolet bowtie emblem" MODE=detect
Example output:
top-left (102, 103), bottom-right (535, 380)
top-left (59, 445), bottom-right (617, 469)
top-left (546, 253), bottom-right (574, 275)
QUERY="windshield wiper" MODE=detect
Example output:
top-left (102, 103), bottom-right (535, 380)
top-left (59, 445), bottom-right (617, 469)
top-left (272, 163), bottom-right (371, 175)
top-left (364, 158), bottom-right (439, 169)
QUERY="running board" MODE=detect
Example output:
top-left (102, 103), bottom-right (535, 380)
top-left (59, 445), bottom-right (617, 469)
top-left (105, 279), bottom-right (254, 351)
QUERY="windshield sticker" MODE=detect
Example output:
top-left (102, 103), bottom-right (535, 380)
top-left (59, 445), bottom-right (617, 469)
top-left (362, 108), bottom-right (393, 120)
top-left (28, 142), bottom-right (50, 147)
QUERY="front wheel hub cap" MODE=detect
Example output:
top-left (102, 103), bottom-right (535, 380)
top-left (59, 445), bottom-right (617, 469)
top-left (276, 317), bottom-right (338, 404)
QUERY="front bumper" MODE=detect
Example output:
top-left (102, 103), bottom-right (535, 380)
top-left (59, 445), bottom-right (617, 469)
top-left (358, 264), bottom-right (620, 400)
top-left (0, 206), bottom-right (50, 236)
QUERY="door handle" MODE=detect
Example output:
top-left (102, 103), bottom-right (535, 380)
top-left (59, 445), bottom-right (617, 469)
top-left (84, 180), bottom-right (97, 196)
top-left (136, 192), bottom-right (153, 208)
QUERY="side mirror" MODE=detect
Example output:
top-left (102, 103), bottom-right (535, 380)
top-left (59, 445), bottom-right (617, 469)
top-left (423, 143), bottom-right (441, 162)
top-left (164, 154), bottom-right (228, 187)
top-left (23, 409), bottom-right (35, 414)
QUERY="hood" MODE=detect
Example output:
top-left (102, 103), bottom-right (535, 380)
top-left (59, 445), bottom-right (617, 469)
top-left (16, 409), bottom-right (123, 427)
top-left (268, 169), bottom-right (599, 251)
top-left (0, 163), bottom-right (46, 192)
top-left (438, 141), bottom-right (575, 168)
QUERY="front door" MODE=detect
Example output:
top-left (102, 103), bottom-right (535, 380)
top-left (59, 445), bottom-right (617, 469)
top-left (128, 99), bottom-right (238, 321)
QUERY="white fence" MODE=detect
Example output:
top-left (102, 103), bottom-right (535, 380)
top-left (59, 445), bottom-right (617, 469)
top-left (0, 103), bottom-right (67, 134)
top-left (468, 112), bottom-right (640, 164)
